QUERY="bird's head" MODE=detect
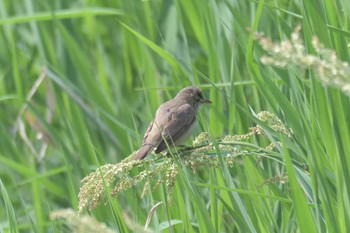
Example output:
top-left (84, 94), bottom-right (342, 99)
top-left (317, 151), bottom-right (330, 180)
top-left (175, 86), bottom-right (212, 110)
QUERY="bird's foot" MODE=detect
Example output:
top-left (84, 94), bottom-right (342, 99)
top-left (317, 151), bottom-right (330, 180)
top-left (177, 145), bottom-right (193, 153)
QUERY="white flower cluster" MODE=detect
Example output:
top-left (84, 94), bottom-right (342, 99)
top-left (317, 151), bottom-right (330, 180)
top-left (259, 26), bottom-right (350, 96)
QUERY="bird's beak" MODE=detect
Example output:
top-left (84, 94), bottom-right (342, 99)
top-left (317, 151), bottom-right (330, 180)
top-left (200, 99), bottom-right (212, 104)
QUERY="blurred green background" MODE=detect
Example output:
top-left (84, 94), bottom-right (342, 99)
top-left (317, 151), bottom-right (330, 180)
top-left (1, 0), bottom-right (350, 232)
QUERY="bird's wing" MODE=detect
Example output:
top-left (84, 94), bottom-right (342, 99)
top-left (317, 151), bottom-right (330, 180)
top-left (142, 120), bottom-right (154, 144)
top-left (155, 104), bottom-right (196, 153)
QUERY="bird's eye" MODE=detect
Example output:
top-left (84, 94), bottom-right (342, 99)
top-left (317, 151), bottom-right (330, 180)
top-left (198, 92), bottom-right (203, 99)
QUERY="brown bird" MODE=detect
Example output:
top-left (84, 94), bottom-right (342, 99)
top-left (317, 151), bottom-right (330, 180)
top-left (134, 86), bottom-right (211, 160)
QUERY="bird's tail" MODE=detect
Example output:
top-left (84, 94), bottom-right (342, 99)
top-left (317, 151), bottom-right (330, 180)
top-left (134, 144), bottom-right (154, 160)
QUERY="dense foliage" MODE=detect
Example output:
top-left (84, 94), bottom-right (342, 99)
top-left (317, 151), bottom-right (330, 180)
top-left (1, 0), bottom-right (349, 232)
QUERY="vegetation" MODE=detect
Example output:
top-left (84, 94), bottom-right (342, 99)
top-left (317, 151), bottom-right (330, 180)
top-left (0, 0), bottom-right (349, 232)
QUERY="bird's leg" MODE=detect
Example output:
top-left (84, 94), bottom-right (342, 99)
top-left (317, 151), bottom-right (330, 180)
top-left (165, 147), bottom-right (183, 158)
top-left (165, 151), bottom-right (172, 158)
top-left (176, 145), bottom-right (191, 152)
top-left (163, 146), bottom-right (194, 159)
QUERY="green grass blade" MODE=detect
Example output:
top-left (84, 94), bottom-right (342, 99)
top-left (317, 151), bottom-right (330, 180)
top-left (0, 179), bottom-right (19, 233)
top-left (0, 8), bottom-right (123, 25)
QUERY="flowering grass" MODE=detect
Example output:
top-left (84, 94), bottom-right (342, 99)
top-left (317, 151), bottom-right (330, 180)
top-left (78, 111), bottom-right (293, 215)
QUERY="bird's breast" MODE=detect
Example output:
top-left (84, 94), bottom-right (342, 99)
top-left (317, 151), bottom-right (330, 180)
top-left (174, 118), bottom-right (197, 146)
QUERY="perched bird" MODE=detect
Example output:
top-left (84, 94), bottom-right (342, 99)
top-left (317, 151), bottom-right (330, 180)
top-left (134, 86), bottom-right (211, 160)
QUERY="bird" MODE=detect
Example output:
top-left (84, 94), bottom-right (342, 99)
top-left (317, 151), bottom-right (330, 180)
top-left (134, 86), bottom-right (212, 160)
